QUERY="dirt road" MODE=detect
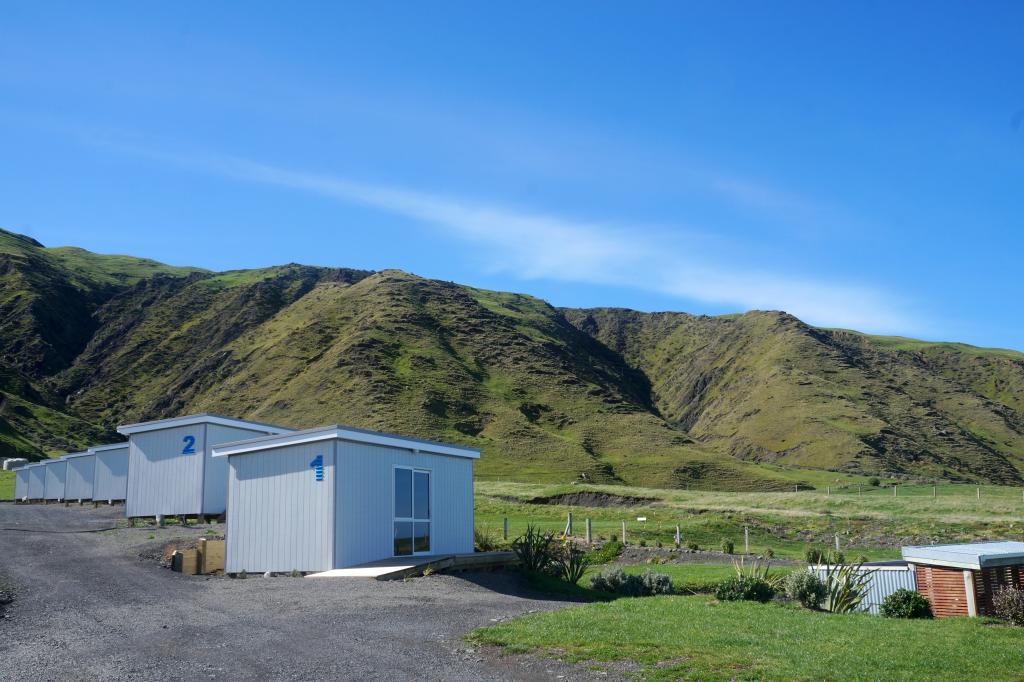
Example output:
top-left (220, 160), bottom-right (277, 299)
top-left (0, 503), bottom-right (599, 681)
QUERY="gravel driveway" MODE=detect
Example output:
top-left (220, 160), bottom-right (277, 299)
top-left (0, 503), bottom-right (604, 681)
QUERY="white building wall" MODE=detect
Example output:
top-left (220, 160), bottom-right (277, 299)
top-left (93, 447), bottom-right (129, 502)
top-left (205, 424), bottom-right (270, 515)
top-left (64, 455), bottom-right (96, 500)
top-left (334, 441), bottom-right (474, 568)
top-left (225, 441), bottom-right (334, 573)
top-left (15, 467), bottom-right (28, 499)
top-left (127, 424), bottom-right (206, 517)
top-left (28, 465), bottom-right (46, 499)
top-left (44, 460), bottom-right (67, 500)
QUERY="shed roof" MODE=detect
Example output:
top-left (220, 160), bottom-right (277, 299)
top-left (88, 442), bottom-right (129, 453)
top-left (902, 541), bottom-right (1024, 570)
top-left (60, 451), bottom-right (93, 460)
top-left (211, 424), bottom-right (480, 460)
top-left (117, 413), bottom-right (293, 436)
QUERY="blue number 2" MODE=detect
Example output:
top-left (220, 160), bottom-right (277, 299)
top-left (310, 455), bottom-right (324, 481)
top-left (182, 435), bottom-right (196, 454)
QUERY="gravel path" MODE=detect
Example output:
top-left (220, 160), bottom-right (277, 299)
top-left (0, 503), bottom-right (607, 681)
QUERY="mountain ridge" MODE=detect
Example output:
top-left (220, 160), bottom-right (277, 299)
top-left (2, 227), bottom-right (1021, 489)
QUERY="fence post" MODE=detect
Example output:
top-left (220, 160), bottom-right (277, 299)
top-left (622, 520), bottom-right (627, 545)
top-left (834, 534), bottom-right (840, 552)
top-left (858, 484), bottom-right (862, 497)
top-left (977, 486), bottom-right (981, 500)
top-left (827, 486), bottom-right (830, 496)
top-left (675, 525), bottom-right (681, 548)
top-left (585, 518), bottom-right (592, 545)
top-left (894, 485), bottom-right (898, 498)
top-left (933, 486), bottom-right (936, 499)
top-left (744, 526), bottom-right (750, 554)
top-left (503, 517), bottom-right (508, 541)
top-left (794, 484), bottom-right (798, 493)
top-left (566, 512), bottom-right (573, 536)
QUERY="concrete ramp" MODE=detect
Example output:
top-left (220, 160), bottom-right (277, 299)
top-left (307, 552), bottom-right (517, 580)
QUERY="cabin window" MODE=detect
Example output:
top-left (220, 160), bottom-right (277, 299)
top-left (394, 467), bottom-right (431, 556)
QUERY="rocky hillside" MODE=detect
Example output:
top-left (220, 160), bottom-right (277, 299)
top-left (2, 227), bottom-right (1022, 488)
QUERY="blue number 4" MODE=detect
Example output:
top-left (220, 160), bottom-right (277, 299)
top-left (310, 455), bottom-right (324, 481)
top-left (182, 435), bottom-right (196, 454)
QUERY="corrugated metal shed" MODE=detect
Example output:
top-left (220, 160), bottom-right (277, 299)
top-left (811, 562), bottom-right (917, 615)
top-left (14, 466), bottom-right (29, 500)
top-left (63, 451), bottom-right (95, 501)
top-left (117, 413), bottom-right (292, 518)
top-left (214, 425), bottom-right (477, 573)
top-left (44, 459), bottom-right (67, 500)
top-left (90, 443), bottom-right (129, 503)
top-left (27, 463), bottom-right (46, 499)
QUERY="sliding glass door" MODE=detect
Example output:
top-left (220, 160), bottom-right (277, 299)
top-left (394, 467), bottom-right (431, 556)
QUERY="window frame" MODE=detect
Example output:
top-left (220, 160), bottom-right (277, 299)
top-left (393, 465), bottom-right (432, 557)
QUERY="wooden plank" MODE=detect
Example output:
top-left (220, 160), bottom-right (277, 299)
top-left (171, 549), bottom-right (200, 575)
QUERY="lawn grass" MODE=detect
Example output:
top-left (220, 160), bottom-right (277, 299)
top-left (583, 562), bottom-right (793, 594)
top-left (469, 595), bottom-right (1024, 680)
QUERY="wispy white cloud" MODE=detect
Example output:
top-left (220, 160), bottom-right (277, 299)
top-left (105, 143), bottom-right (918, 333)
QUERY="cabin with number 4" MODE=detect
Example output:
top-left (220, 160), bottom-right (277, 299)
top-left (212, 425), bottom-right (478, 574)
top-left (117, 414), bottom-right (292, 519)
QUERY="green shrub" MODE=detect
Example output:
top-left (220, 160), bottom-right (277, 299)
top-left (553, 543), bottom-right (590, 585)
top-left (880, 589), bottom-right (933, 619)
top-left (764, 548), bottom-right (775, 559)
top-left (474, 526), bottom-right (499, 552)
top-left (714, 576), bottom-right (775, 603)
top-left (589, 569), bottom-right (673, 597)
top-left (785, 570), bottom-right (827, 608)
top-left (512, 525), bottom-right (556, 573)
top-left (868, 477), bottom-right (881, 487)
top-left (805, 547), bottom-right (824, 564)
top-left (686, 542), bottom-right (700, 551)
top-left (586, 538), bottom-right (623, 565)
top-left (992, 586), bottom-right (1024, 626)
top-left (720, 538), bottom-right (735, 554)
top-left (822, 563), bottom-right (874, 613)
top-left (639, 539), bottom-right (647, 547)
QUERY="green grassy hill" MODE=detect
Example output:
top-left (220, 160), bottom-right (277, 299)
top-left (564, 308), bottom-right (1024, 484)
top-left (1, 227), bottom-right (1022, 488)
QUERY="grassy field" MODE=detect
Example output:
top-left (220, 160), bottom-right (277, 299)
top-left (0, 471), bottom-right (13, 500)
top-left (468, 595), bottom-right (1024, 681)
top-left (475, 481), bottom-right (1024, 561)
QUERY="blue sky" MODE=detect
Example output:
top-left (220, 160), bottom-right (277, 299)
top-left (2, 2), bottom-right (1022, 349)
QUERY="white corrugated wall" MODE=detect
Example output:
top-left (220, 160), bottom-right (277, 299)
top-left (15, 467), bottom-right (29, 499)
top-left (334, 441), bottom-right (474, 568)
top-left (28, 465), bottom-right (46, 499)
top-left (127, 421), bottom-right (278, 517)
top-left (64, 455), bottom-right (96, 500)
top-left (44, 460), bottom-right (67, 500)
top-left (225, 441), bottom-right (334, 573)
top-left (205, 424), bottom-right (272, 515)
top-left (811, 565), bottom-right (918, 614)
top-left (94, 447), bottom-right (129, 502)
top-left (127, 424), bottom-right (206, 517)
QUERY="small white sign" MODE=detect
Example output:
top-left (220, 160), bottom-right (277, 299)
top-left (636, 516), bottom-right (647, 522)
